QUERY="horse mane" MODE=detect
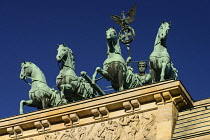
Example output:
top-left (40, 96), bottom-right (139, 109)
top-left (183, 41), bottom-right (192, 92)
top-left (67, 48), bottom-right (75, 63)
top-left (27, 62), bottom-right (47, 83)
top-left (66, 47), bottom-right (75, 70)
top-left (154, 22), bottom-right (169, 47)
top-left (106, 28), bottom-right (121, 55)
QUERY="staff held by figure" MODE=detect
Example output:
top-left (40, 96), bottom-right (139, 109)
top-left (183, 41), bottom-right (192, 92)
top-left (110, 3), bottom-right (136, 57)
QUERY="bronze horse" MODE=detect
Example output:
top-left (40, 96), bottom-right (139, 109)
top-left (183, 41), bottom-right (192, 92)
top-left (19, 62), bottom-right (62, 114)
top-left (149, 21), bottom-right (178, 83)
top-left (56, 44), bottom-right (97, 103)
top-left (92, 27), bottom-right (142, 91)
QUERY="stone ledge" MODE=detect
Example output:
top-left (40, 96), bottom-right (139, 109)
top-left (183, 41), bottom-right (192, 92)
top-left (194, 98), bottom-right (210, 107)
top-left (0, 80), bottom-right (193, 139)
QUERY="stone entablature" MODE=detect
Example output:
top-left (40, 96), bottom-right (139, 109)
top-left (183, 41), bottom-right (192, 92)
top-left (0, 80), bottom-right (193, 140)
top-left (23, 111), bottom-right (157, 140)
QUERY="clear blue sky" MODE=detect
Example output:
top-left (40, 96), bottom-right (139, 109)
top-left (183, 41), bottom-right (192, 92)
top-left (0, 0), bottom-right (210, 118)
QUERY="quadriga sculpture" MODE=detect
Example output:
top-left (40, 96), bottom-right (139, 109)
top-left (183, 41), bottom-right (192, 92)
top-left (56, 43), bottom-right (97, 103)
top-left (92, 27), bottom-right (142, 91)
top-left (149, 21), bottom-right (178, 83)
top-left (19, 61), bottom-right (62, 114)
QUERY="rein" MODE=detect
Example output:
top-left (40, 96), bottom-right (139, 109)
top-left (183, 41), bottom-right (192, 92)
top-left (24, 78), bottom-right (32, 86)
top-left (57, 49), bottom-right (75, 70)
top-left (154, 41), bottom-right (161, 46)
top-left (23, 75), bottom-right (57, 89)
top-left (22, 75), bottom-right (47, 86)
top-left (57, 61), bottom-right (61, 70)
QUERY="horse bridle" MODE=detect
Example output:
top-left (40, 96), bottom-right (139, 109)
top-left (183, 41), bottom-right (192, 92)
top-left (57, 48), bottom-right (75, 70)
top-left (21, 65), bottom-right (47, 86)
top-left (22, 74), bottom-right (47, 86)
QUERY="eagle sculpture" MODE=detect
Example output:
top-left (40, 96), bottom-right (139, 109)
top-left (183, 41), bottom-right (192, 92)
top-left (110, 4), bottom-right (136, 28)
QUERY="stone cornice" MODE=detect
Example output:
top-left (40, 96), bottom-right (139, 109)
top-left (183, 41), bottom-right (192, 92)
top-left (0, 80), bottom-right (194, 139)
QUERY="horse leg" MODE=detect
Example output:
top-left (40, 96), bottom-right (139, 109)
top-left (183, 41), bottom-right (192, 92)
top-left (42, 96), bottom-right (50, 109)
top-left (20, 100), bottom-right (26, 114)
top-left (149, 61), bottom-right (156, 83)
top-left (98, 69), bottom-right (111, 81)
top-left (160, 63), bottom-right (167, 81)
top-left (92, 67), bottom-right (111, 84)
top-left (20, 100), bottom-right (33, 114)
top-left (150, 68), bottom-right (156, 83)
top-left (42, 97), bottom-right (46, 109)
top-left (60, 85), bottom-right (68, 104)
top-left (118, 69), bottom-right (124, 91)
top-left (54, 93), bottom-right (62, 106)
top-left (92, 67), bottom-right (101, 84)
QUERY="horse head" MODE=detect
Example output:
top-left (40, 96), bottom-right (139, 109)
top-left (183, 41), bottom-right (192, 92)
top-left (157, 21), bottom-right (171, 40)
top-left (106, 27), bottom-right (121, 55)
top-left (20, 61), bottom-right (33, 80)
top-left (56, 43), bottom-right (75, 70)
top-left (106, 27), bottom-right (117, 41)
top-left (56, 43), bottom-right (68, 62)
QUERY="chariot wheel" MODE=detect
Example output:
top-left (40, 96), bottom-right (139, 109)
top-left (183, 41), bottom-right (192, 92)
top-left (119, 26), bottom-right (135, 44)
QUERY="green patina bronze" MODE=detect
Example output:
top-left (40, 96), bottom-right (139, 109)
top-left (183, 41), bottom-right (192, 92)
top-left (110, 4), bottom-right (136, 57)
top-left (19, 61), bottom-right (63, 114)
top-left (18, 5), bottom-right (181, 114)
top-left (149, 21), bottom-right (178, 83)
top-left (92, 27), bottom-right (142, 91)
top-left (110, 4), bottom-right (136, 29)
top-left (56, 43), bottom-right (102, 103)
top-left (137, 61), bottom-right (152, 85)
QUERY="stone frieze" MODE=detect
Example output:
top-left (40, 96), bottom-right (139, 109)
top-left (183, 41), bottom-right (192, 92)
top-left (22, 112), bottom-right (156, 140)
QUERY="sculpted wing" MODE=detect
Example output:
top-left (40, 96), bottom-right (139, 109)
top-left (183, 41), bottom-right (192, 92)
top-left (126, 4), bottom-right (136, 24)
top-left (110, 14), bottom-right (123, 27)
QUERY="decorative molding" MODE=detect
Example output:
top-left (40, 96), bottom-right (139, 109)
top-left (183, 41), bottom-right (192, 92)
top-left (154, 93), bottom-right (164, 104)
top-left (62, 115), bottom-right (72, 126)
top-left (99, 106), bottom-right (109, 118)
top-left (162, 91), bottom-right (172, 103)
top-left (91, 108), bottom-right (101, 120)
top-left (173, 95), bottom-right (188, 109)
top-left (6, 126), bottom-right (23, 138)
top-left (123, 101), bottom-right (133, 112)
top-left (70, 113), bottom-right (79, 125)
top-left (131, 99), bottom-right (141, 110)
top-left (34, 121), bottom-right (44, 132)
top-left (41, 120), bottom-right (51, 131)
top-left (14, 126), bottom-right (23, 137)
top-left (62, 113), bottom-right (79, 126)
top-left (34, 120), bottom-right (51, 132)
top-left (7, 127), bottom-right (16, 138)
